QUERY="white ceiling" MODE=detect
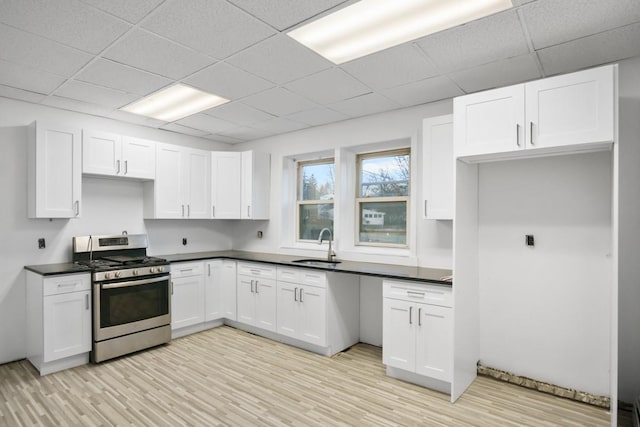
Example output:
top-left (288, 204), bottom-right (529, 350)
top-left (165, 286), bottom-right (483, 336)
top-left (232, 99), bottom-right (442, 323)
top-left (1, 0), bottom-right (639, 144)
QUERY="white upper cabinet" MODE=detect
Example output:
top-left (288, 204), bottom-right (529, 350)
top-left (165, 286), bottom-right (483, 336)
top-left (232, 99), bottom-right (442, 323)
top-left (148, 143), bottom-right (210, 219)
top-left (241, 151), bottom-right (271, 220)
top-left (454, 64), bottom-right (616, 162)
top-left (28, 121), bottom-right (82, 218)
top-left (211, 151), bottom-right (241, 219)
top-left (422, 115), bottom-right (454, 220)
top-left (83, 131), bottom-right (155, 179)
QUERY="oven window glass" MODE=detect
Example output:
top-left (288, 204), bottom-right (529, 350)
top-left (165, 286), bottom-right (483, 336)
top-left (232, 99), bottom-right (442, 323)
top-left (100, 280), bottom-right (169, 327)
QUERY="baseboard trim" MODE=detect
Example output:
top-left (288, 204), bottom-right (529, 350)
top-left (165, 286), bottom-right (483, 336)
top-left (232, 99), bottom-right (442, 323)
top-left (477, 363), bottom-right (610, 409)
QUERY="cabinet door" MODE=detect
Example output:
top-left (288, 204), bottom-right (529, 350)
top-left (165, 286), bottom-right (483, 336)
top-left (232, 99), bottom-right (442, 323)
top-left (454, 84), bottom-right (525, 158)
top-left (184, 149), bottom-right (210, 219)
top-left (415, 304), bottom-right (452, 382)
top-left (155, 144), bottom-right (184, 218)
top-left (525, 65), bottom-right (615, 149)
top-left (382, 298), bottom-right (416, 371)
top-left (43, 291), bottom-right (91, 362)
top-left (82, 130), bottom-right (121, 176)
top-left (171, 275), bottom-right (205, 330)
top-left (276, 282), bottom-right (299, 339)
top-left (121, 136), bottom-right (155, 179)
top-left (240, 151), bottom-right (253, 219)
top-left (29, 122), bottom-right (82, 218)
top-left (211, 151), bottom-right (241, 218)
top-left (254, 278), bottom-right (277, 332)
top-left (236, 275), bottom-right (255, 326)
top-left (220, 260), bottom-right (237, 320)
top-left (299, 285), bottom-right (326, 346)
top-left (422, 115), bottom-right (453, 220)
top-left (205, 261), bottom-right (222, 321)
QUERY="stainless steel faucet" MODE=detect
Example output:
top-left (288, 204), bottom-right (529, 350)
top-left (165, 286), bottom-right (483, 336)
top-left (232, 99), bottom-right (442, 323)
top-left (317, 228), bottom-right (336, 262)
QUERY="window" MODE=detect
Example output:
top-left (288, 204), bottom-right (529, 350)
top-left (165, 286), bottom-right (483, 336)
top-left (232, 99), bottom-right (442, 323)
top-left (297, 159), bottom-right (335, 241)
top-left (356, 149), bottom-right (410, 247)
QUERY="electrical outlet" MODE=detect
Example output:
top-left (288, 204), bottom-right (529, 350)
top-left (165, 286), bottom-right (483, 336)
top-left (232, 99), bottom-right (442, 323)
top-left (182, 237), bottom-right (187, 246)
top-left (257, 230), bottom-right (263, 239)
top-left (38, 238), bottom-right (46, 249)
top-left (526, 235), bottom-right (535, 247)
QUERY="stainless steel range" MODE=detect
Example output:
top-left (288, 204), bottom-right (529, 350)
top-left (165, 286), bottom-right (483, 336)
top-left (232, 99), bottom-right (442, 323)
top-left (72, 234), bottom-right (171, 363)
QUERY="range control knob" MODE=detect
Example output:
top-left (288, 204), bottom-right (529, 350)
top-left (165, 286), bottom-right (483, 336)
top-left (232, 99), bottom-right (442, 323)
top-left (157, 266), bottom-right (164, 273)
top-left (149, 267), bottom-right (157, 274)
top-left (104, 272), bottom-right (111, 279)
top-left (114, 271), bottom-right (121, 278)
top-left (132, 269), bottom-right (139, 276)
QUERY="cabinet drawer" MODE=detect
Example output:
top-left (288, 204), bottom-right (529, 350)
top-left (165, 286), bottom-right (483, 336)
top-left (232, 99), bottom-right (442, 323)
top-left (238, 262), bottom-right (276, 279)
top-left (43, 273), bottom-right (91, 296)
top-left (383, 280), bottom-right (452, 308)
top-left (171, 261), bottom-right (204, 278)
top-left (277, 267), bottom-right (326, 288)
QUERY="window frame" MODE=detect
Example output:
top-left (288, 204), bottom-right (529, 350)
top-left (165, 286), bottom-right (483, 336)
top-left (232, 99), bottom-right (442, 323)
top-left (296, 157), bottom-right (335, 243)
top-left (355, 148), bottom-right (410, 248)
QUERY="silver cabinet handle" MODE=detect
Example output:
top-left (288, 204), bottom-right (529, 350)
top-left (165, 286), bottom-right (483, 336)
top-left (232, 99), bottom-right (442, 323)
top-left (187, 204), bottom-right (190, 218)
top-left (255, 280), bottom-right (259, 294)
top-left (208, 264), bottom-right (211, 277)
top-left (85, 294), bottom-right (89, 310)
top-left (418, 307), bottom-right (422, 326)
top-left (171, 281), bottom-right (174, 295)
top-left (530, 122), bottom-right (534, 145)
top-left (409, 306), bottom-right (413, 325)
top-left (124, 160), bottom-right (128, 175)
top-left (116, 159), bottom-right (121, 174)
top-left (247, 205), bottom-right (251, 218)
top-left (424, 200), bottom-right (427, 217)
top-left (299, 288), bottom-right (303, 302)
top-left (516, 123), bottom-right (520, 147)
top-left (250, 279), bottom-right (254, 293)
top-left (74, 200), bottom-right (80, 217)
top-left (294, 287), bottom-right (298, 301)
top-left (212, 205), bottom-right (215, 218)
top-left (181, 205), bottom-right (185, 217)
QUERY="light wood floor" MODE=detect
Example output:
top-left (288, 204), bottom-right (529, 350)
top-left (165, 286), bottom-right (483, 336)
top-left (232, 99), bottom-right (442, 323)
top-left (0, 326), bottom-right (611, 426)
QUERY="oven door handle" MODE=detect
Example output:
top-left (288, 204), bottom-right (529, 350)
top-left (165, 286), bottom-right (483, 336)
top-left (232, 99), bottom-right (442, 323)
top-left (101, 275), bottom-right (170, 289)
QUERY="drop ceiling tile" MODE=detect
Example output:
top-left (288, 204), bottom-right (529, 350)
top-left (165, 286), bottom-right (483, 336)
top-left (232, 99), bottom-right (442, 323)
top-left (286, 107), bottom-right (350, 126)
top-left (204, 102), bottom-right (276, 126)
top-left (0, 24), bottom-right (92, 77)
top-left (228, 0), bottom-right (347, 31)
top-left (80, 0), bottom-right (163, 23)
top-left (0, 0), bottom-right (130, 54)
top-left (522, 0), bottom-right (640, 49)
top-left (142, 0), bottom-right (275, 59)
top-left (204, 134), bottom-right (246, 144)
top-left (416, 10), bottom-right (529, 73)
top-left (241, 87), bottom-right (318, 116)
top-left (341, 44), bottom-right (439, 90)
top-left (76, 59), bottom-right (172, 95)
top-left (0, 59), bottom-right (65, 94)
top-left (54, 80), bottom-right (138, 109)
top-left (227, 34), bottom-right (332, 84)
top-left (175, 113), bottom-right (237, 134)
top-left (108, 109), bottom-right (166, 127)
top-left (42, 96), bottom-right (114, 117)
top-left (449, 54), bottom-right (541, 93)
top-left (104, 29), bottom-right (214, 79)
top-left (329, 93), bottom-right (401, 118)
top-left (160, 123), bottom-right (210, 137)
top-left (250, 117), bottom-right (309, 134)
top-left (537, 22), bottom-right (640, 76)
top-left (184, 62), bottom-right (274, 100)
top-left (219, 126), bottom-right (275, 140)
top-left (0, 84), bottom-right (47, 103)
top-left (284, 68), bottom-right (370, 104)
top-left (380, 76), bottom-right (463, 107)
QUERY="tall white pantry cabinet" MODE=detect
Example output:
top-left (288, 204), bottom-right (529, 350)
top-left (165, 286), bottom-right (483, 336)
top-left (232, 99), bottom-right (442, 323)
top-left (451, 64), bottom-right (618, 425)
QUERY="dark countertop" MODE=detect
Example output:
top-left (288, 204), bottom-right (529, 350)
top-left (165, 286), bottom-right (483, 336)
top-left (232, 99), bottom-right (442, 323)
top-left (161, 250), bottom-right (453, 286)
top-left (25, 250), bottom-right (452, 286)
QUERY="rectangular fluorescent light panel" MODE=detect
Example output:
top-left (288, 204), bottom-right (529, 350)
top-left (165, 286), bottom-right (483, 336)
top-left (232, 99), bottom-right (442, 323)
top-left (288, 0), bottom-right (513, 64)
top-left (120, 84), bottom-right (229, 122)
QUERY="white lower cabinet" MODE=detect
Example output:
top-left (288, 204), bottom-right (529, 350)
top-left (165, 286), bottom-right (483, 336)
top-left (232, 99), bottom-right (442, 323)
top-left (383, 280), bottom-right (453, 389)
top-left (205, 259), bottom-right (237, 321)
top-left (237, 263), bottom-right (277, 332)
top-left (276, 280), bottom-right (327, 346)
top-left (26, 271), bottom-right (92, 375)
top-left (171, 262), bottom-right (205, 330)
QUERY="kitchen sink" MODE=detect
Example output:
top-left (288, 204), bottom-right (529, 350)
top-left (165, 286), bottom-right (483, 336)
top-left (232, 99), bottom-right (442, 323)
top-left (291, 259), bottom-right (342, 267)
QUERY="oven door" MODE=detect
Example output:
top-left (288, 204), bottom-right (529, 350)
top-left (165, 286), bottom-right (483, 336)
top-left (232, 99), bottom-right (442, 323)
top-left (94, 275), bottom-right (171, 342)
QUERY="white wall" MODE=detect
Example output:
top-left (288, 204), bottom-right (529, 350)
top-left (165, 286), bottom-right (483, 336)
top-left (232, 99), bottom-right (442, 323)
top-left (478, 152), bottom-right (612, 396)
top-left (0, 98), bottom-right (233, 364)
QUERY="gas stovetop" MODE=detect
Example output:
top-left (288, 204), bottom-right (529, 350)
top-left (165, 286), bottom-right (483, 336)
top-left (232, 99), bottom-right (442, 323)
top-left (75, 256), bottom-right (168, 271)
